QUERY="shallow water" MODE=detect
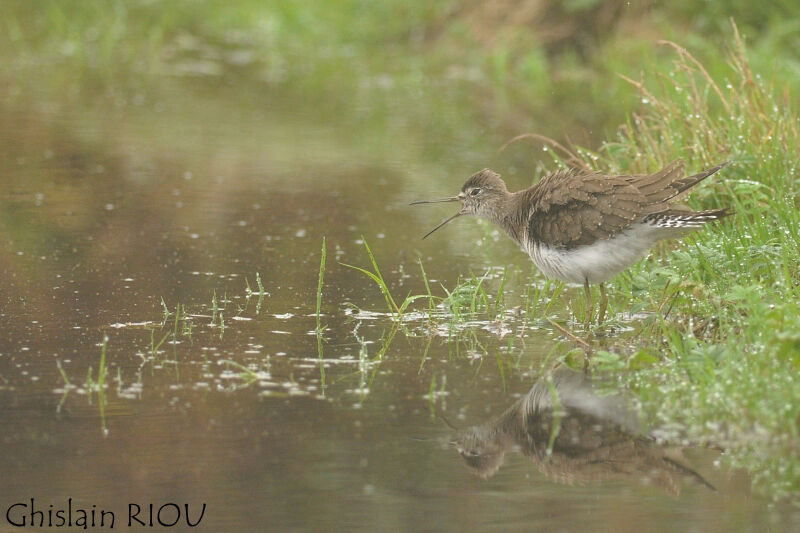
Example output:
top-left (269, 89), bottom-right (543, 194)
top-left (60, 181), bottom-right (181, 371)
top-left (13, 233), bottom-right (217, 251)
top-left (1, 59), bottom-right (798, 532)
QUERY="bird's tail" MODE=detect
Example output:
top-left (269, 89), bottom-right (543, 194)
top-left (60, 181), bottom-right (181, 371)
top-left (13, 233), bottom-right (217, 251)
top-left (644, 207), bottom-right (732, 229)
top-left (670, 161), bottom-right (731, 197)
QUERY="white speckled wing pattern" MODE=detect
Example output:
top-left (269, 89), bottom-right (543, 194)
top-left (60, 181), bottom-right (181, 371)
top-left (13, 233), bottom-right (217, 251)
top-left (643, 209), bottom-right (729, 229)
top-left (523, 208), bottom-right (728, 285)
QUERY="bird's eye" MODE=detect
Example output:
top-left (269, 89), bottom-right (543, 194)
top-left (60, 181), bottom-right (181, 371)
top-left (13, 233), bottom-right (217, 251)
top-left (469, 188), bottom-right (482, 197)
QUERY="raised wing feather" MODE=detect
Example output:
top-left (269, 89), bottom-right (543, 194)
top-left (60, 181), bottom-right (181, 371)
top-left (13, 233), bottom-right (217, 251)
top-left (525, 168), bottom-right (649, 247)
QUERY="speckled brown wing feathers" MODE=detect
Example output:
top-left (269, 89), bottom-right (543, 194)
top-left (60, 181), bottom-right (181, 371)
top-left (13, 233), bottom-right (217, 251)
top-left (524, 160), bottom-right (726, 248)
top-left (525, 169), bottom-right (649, 247)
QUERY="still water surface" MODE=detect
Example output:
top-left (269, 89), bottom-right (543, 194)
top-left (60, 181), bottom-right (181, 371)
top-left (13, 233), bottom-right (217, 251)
top-left (0, 69), bottom-right (796, 532)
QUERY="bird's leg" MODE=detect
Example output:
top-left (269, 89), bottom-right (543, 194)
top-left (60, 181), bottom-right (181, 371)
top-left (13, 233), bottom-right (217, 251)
top-left (598, 283), bottom-right (608, 325)
top-left (583, 279), bottom-right (592, 328)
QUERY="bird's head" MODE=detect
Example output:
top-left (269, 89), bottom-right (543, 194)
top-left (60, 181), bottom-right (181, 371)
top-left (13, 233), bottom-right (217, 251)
top-left (410, 169), bottom-right (509, 239)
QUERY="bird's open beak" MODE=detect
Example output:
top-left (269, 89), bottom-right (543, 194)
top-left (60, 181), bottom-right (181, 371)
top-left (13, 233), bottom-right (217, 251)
top-left (420, 212), bottom-right (462, 239)
top-left (410, 195), bottom-right (463, 239)
top-left (439, 413), bottom-right (460, 431)
top-left (409, 196), bottom-right (461, 205)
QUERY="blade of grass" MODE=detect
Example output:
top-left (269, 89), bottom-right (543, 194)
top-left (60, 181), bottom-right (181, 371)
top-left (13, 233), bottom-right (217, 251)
top-left (340, 237), bottom-right (401, 316)
top-left (317, 236), bottom-right (327, 391)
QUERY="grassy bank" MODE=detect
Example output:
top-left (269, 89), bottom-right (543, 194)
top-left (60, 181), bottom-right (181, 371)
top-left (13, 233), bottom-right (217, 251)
top-left (553, 26), bottom-right (800, 499)
top-left (332, 18), bottom-right (800, 498)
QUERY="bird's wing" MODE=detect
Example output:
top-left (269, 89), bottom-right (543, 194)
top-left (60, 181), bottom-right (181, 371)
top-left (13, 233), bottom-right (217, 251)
top-left (621, 159), bottom-right (686, 205)
top-left (525, 160), bottom-right (729, 248)
top-left (623, 159), bottom-right (729, 204)
top-left (526, 168), bottom-right (651, 248)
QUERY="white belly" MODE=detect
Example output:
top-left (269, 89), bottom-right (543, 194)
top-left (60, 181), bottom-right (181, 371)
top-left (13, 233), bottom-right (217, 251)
top-left (524, 223), bottom-right (662, 284)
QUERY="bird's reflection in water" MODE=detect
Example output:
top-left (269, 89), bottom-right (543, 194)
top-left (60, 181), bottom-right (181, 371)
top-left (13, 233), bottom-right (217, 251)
top-left (450, 367), bottom-right (715, 495)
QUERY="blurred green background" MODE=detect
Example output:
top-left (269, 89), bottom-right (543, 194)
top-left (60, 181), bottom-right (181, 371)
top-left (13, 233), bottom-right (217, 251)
top-left (3, 0), bottom-right (799, 152)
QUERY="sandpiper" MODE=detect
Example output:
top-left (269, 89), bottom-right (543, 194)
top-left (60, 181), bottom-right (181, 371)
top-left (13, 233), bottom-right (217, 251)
top-left (447, 367), bottom-right (716, 492)
top-left (411, 160), bottom-right (731, 324)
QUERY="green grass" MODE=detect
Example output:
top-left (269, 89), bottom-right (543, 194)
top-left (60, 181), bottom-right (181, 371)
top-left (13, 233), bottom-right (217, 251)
top-left (341, 238), bottom-right (433, 319)
top-left (428, 373), bottom-right (438, 418)
top-left (98, 335), bottom-right (108, 390)
top-left (219, 359), bottom-right (264, 389)
top-left (256, 272), bottom-right (265, 294)
top-left (173, 303), bottom-right (182, 342)
top-left (56, 359), bottom-right (70, 387)
top-left (417, 257), bottom-right (436, 316)
top-left (160, 297), bottom-right (170, 322)
top-left (211, 291), bottom-right (219, 325)
top-left (316, 236), bottom-right (326, 334)
top-left (150, 328), bottom-right (170, 359)
top-left (343, 238), bottom-right (511, 331)
top-left (335, 23), bottom-right (800, 499)
top-left (441, 273), bottom-right (491, 321)
top-left (317, 237), bottom-right (327, 390)
top-left (80, 335), bottom-right (110, 436)
top-left (557, 24), bottom-right (800, 500)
